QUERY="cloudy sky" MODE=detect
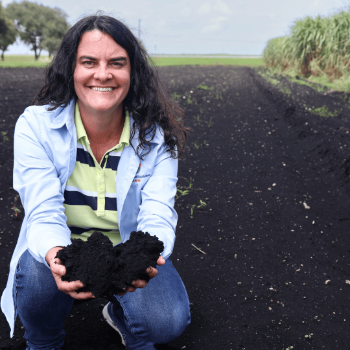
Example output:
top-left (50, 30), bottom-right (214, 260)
top-left (2, 0), bottom-right (348, 55)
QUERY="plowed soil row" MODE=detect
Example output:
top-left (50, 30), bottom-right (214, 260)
top-left (1, 66), bottom-right (350, 350)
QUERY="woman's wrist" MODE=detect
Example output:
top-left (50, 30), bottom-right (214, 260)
top-left (45, 246), bottom-right (63, 266)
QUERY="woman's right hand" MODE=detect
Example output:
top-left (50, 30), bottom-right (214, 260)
top-left (46, 246), bottom-right (95, 300)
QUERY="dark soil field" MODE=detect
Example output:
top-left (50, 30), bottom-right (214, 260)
top-left (1, 65), bottom-right (350, 350)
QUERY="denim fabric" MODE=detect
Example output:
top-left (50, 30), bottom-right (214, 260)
top-left (13, 250), bottom-right (191, 350)
top-left (13, 250), bottom-right (74, 349)
top-left (112, 258), bottom-right (191, 345)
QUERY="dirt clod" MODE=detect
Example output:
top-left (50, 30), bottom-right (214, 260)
top-left (55, 231), bottom-right (164, 298)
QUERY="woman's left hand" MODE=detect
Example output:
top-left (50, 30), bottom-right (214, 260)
top-left (119, 256), bottom-right (165, 295)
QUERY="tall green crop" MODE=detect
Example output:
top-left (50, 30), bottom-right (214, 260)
top-left (263, 9), bottom-right (350, 79)
top-left (289, 15), bottom-right (328, 75)
top-left (263, 36), bottom-right (293, 70)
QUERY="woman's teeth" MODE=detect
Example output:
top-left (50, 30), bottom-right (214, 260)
top-left (90, 87), bottom-right (114, 91)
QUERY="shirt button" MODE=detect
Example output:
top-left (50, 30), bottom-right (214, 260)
top-left (99, 185), bottom-right (104, 190)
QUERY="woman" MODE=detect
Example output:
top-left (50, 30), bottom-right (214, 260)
top-left (1, 15), bottom-right (190, 350)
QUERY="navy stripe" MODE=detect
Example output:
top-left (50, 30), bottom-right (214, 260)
top-left (64, 191), bottom-right (97, 210)
top-left (64, 191), bottom-right (117, 211)
top-left (69, 227), bottom-right (118, 235)
top-left (104, 155), bottom-right (120, 171)
top-left (76, 148), bottom-right (95, 167)
top-left (101, 156), bottom-right (107, 168)
top-left (105, 197), bottom-right (117, 211)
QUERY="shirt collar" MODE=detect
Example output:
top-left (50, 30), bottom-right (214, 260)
top-left (119, 111), bottom-right (130, 148)
top-left (74, 102), bottom-right (88, 142)
top-left (49, 99), bottom-right (75, 130)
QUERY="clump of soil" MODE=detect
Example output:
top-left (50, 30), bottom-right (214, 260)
top-left (55, 231), bottom-right (164, 298)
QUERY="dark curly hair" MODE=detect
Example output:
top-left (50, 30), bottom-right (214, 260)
top-left (34, 15), bottom-right (187, 158)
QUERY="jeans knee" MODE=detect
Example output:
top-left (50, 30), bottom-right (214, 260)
top-left (146, 303), bottom-right (191, 344)
top-left (14, 250), bottom-right (73, 324)
top-left (16, 255), bottom-right (54, 304)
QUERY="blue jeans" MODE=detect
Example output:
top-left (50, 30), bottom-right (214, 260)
top-left (13, 250), bottom-right (191, 350)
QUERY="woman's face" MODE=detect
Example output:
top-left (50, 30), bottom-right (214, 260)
top-left (74, 30), bottom-right (131, 116)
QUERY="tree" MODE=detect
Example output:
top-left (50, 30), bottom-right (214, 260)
top-left (0, 2), bottom-right (17, 61)
top-left (0, 17), bottom-right (17, 61)
top-left (0, 2), bottom-right (8, 36)
top-left (0, 17), bottom-right (6, 36)
top-left (41, 8), bottom-right (69, 57)
top-left (6, 1), bottom-right (69, 60)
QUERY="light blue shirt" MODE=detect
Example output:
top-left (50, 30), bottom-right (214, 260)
top-left (1, 99), bottom-right (178, 337)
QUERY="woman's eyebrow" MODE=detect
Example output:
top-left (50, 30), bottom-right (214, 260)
top-left (110, 57), bottom-right (127, 62)
top-left (78, 56), bottom-right (127, 62)
top-left (79, 55), bottom-right (96, 61)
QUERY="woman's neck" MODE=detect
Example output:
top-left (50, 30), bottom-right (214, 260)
top-left (77, 100), bottom-right (125, 146)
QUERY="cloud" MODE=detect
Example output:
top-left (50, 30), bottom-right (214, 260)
top-left (182, 7), bottom-right (191, 17)
top-left (307, 0), bottom-right (346, 15)
top-left (201, 15), bottom-right (229, 33)
top-left (216, 0), bottom-right (232, 15)
top-left (214, 15), bottom-right (229, 22)
top-left (199, 3), bottom-right (212, 14)
top-left (199, 0), bottom-right (232, 16)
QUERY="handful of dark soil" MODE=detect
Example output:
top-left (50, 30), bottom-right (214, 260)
top-left (55, 231), bottom-right (164, 298)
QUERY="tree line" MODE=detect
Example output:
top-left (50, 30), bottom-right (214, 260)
top-left (0, 1), bottom-right (69, 61)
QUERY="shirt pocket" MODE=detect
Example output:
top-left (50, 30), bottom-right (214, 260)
top-left (132, 174), bottom-right (151, 186)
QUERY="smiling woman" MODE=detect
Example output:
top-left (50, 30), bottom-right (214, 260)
top-left (1, 15), bottom-right (190, 350)
top-left (74, 31), bottom-right (131, 117)
top-left (73, 31), bottom-right (132, 163)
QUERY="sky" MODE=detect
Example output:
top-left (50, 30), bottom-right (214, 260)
top-left (2, 0), bottom-right (348, 55)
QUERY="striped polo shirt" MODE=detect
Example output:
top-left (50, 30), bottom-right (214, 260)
top-left (63, 103), bottom-right (130, 245)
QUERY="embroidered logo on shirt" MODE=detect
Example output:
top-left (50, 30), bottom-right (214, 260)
top-left (134, 163), bottom-right (141, 182)
top-left (133, 163), bottom-right (150, 182)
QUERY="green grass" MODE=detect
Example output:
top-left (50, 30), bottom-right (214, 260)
top-left (152, 57), bottom-right (262, 67)
top-left (0, 55), bottom-right (52, 68)
top-left (263, 66), bottom-right (350, 93)
top-left (197, 84), bottom-right (213, 90)
top-left (258, 69), bottom-right (293, 95)
top-left (308, 106), bottom-right (341, 117)
top-left (0, 55), bottom-right (263, 68)
top-left (258, 70), bottom-right (281, 86)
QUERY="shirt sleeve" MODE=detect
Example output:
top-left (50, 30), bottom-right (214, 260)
top-left (137, 143), bottom-right (178, 260)
top-left (13, 111), bottom-right (71, 266)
